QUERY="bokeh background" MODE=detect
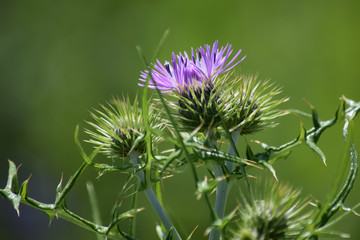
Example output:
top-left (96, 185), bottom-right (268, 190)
top-left (1, 0), bottom-right (360, 239)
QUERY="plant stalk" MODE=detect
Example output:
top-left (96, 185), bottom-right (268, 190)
top-left (209, 130), bottom-right (239, 240)
top-left (130, 151), bottom-right (181, 240)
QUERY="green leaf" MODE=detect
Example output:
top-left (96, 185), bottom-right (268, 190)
top-left (56, 174), bottom-right (63, 200)
top-left (6, 160), bottom-right (19, 194)
top-left (3, 160), bottom-right (21, 216)
top-left (11, 194), bottom-right (21, 216)
top-left (55, 162), bottom-right (88, 207)
top-left (20, 176), bottom-right (31, 199)
top-left (152, 28), bottom-right (170, 62)
top-left (246, 144), bottom-right (254, 160)
top-left (86, 181), bottom-right (104, 240)
top-left (205, 207), bottom-right (237, 236)
top-left (195, 177), bottom-right (219, 200)
top-left (194, 147), bottom-right (251, 166)
top-left (312, 121), bottom-right (359, 230)
top-left (106, 208), bottom-right (144, 235)
top-left (74, 125), bottom-right (91, 164)
top-left (165, 227), bottom-right (174, 240)
top-left (306, 136), bottom-right (327, 165)
top-left (307, 100), bottom-right (321, 130)
top-left (258, 160), bottom-right (278, 181)
top-left (268, 150), bottom-right (291, 164)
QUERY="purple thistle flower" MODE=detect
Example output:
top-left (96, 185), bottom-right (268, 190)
top-left (190, 40), bottom-right (246, 80)
top-left (139, 41), bottom-right (245, 93)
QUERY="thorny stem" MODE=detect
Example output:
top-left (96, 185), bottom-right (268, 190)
top-left (129, 151), bottom-right (182, 240)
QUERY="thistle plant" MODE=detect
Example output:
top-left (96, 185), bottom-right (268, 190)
top-left (1, 35), bottom-right (360, 240)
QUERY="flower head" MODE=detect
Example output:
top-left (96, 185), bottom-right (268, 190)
top-left (222, 75), bottom-right (289, 135)
top-left (85, 96), bottom-right (162, 158)
top-left (190, 40), bottom-right (246, 80)
top-left (139, 41), bottom-right (245, 132)
top-left (230, 180), bottom-right (314, 240)
top-left (139, 41), bottom-right (245, 93)
top-left (139, 52), bottom-right (200, 93)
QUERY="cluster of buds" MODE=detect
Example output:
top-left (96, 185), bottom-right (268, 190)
top-left (86, 41), bottom-right (288, 157)
top-left (139, 41), bottom-right (287, 134)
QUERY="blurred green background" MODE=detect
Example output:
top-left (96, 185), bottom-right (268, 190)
top-left (1, 0), bottom-right (360, 239)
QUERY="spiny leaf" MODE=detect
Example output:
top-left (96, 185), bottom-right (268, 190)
top-left (11, 194), bottom-right (21, 216)
top-left (106, 208), bottom-right (144, 235)
top-left (20, 175), bottom-right (31, 199)
top-left (6, 160), bottom-right (19, 194)
top-left (194, 147), bottom-right (252, 166)
top-left (55, 162), bottom-right (88, 207)
top-left (3, 160), bottom-right (21, 215)
top-left (258, 160), bottom-right (278, 181)
top-left (195, 177), bottom-right (219, 200)
top-left (56, 174), bottom-right (63, 199)
top-left (297, 117), bottom-right (307, 142)
top-left (205, 207), bottom-right (237, 235)
top-left (304, 99), bottom-right (321, 130)
top-left (306, 136), bottom-right (327, 165)
top-left (74, 125), bottom-right (91, 164)
top-left (268, 150), bottom-right (291, 164)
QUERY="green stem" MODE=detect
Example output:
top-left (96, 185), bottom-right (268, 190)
top-left (86, 181), bottom-right (104, 240)
top-left (209, 131), bottom-right (239, 240)
top-left (129, 151), bottom-right (182, 240)
top-left (15, 196), bottom-right (125, 239)
top-left (55, 162), bottom-right (88, 207)
top-left (129, 181), bottom-right (138, 237)
top-left (225, 130), bottom-right (240, 171)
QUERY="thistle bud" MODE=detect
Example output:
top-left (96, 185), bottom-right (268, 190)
top-left (223, 75), bottom-right (289, 135)
top-left (170, 81), bottom-right (224, 132)
top-left (231, 180), bottom-right (313, 240)
top-left (85, 95), bottom-right (162, 158)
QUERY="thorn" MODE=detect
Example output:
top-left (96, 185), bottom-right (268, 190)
top-left (303, 98), bottom-right (315, 110)
top-left (353, 210), bottom-right (360, 217)
top-left (59, 173), bottom-right (63, 185)
top-left (16, 163), bottom-right (22, 171)
top-left (189, 225), bottom-right (199, 238)
top-left (322, 158), bottom-right (327, 166)
top-left (27, 173), bottom-right (32, 181)
top-left (273, 172), bottom-right (279, 182)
